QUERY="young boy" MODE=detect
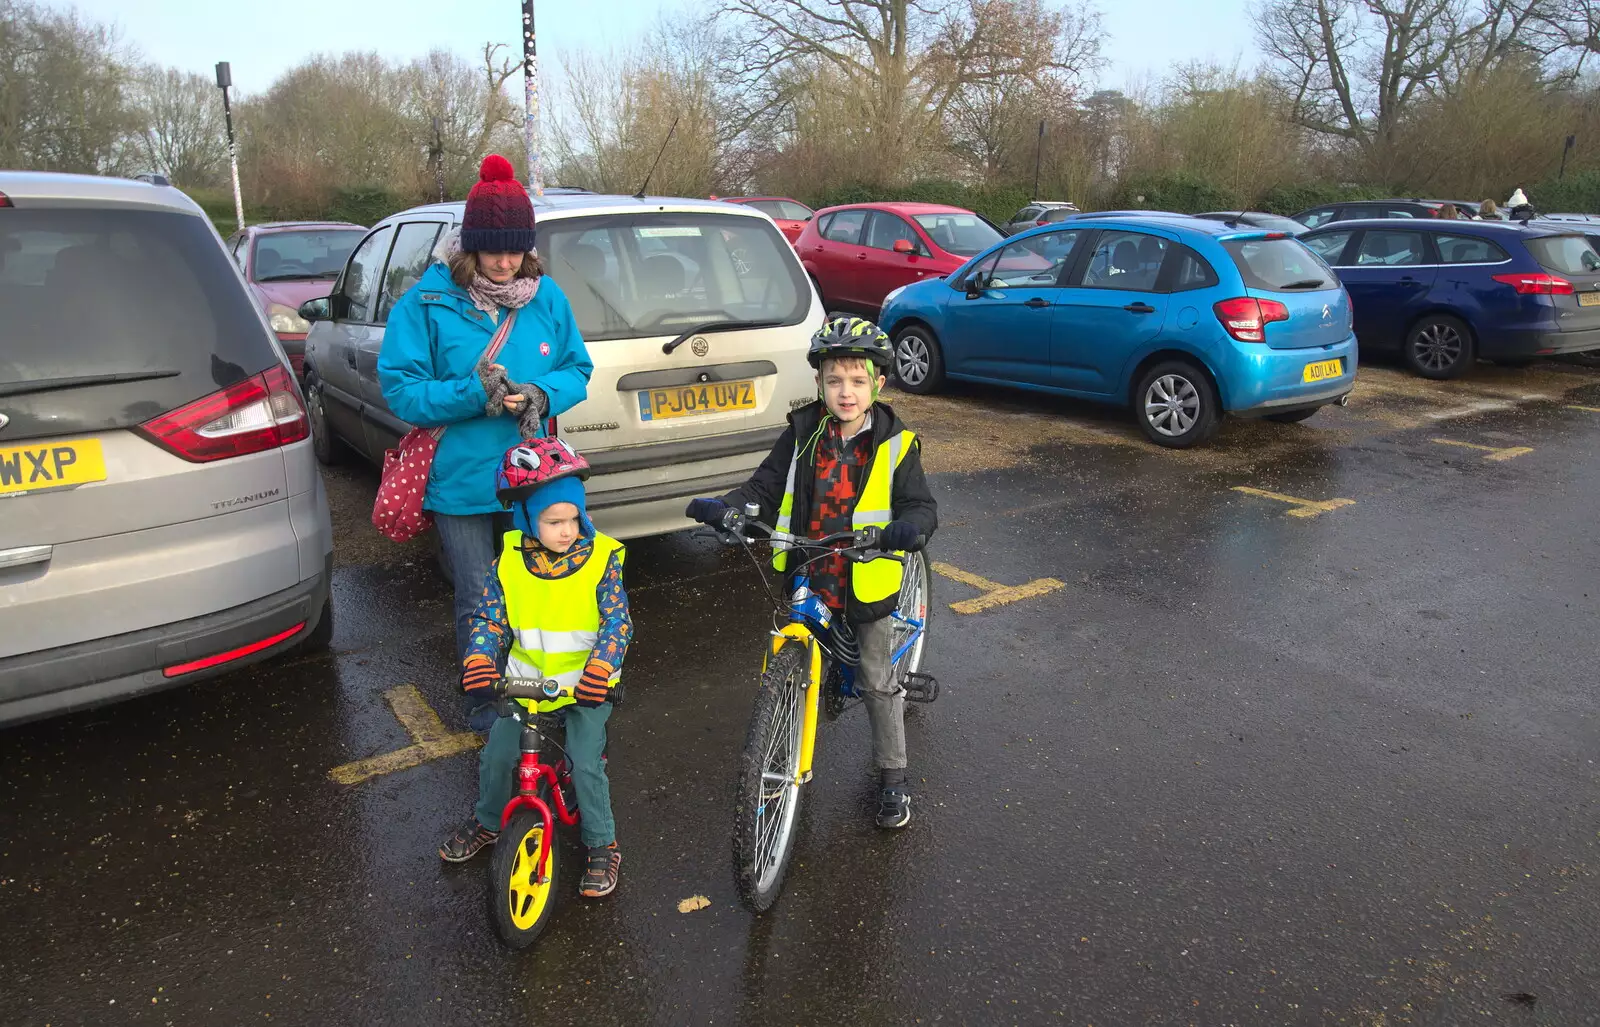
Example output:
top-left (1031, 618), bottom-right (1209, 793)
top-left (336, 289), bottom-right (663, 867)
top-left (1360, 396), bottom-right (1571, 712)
top-left (686, 316), bottom-right (937, 828)
top-left (438, 437), bottom-right (630, 899)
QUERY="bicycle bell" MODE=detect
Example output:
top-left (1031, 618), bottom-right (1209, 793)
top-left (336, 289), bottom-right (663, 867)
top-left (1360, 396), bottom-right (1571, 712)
top-left (743, 502), bottom-right (760, 518)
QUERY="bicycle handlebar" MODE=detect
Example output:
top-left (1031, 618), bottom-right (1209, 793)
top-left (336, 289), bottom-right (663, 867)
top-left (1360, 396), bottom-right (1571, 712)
top-left (695, 516), bottom-right (923, 563)
top-left (498, 677), bottom-right (574, 701)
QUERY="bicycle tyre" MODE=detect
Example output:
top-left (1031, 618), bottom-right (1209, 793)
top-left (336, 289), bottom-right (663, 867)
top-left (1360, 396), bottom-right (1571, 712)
top-left (893, 549), bottom-right (933, 683)
top-left (489, 809), bottom-right (560, 949)
top-left (732, 641), bottom-right (811, 914)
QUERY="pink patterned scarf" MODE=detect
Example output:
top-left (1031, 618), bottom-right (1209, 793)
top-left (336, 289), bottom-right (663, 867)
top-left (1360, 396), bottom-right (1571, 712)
top-left (435, 227), bottom-right (541, 313)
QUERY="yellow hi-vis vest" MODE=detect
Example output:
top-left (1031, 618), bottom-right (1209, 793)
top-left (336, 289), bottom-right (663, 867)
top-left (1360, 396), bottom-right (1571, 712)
top-left (497, 530), bottom-right (625, 713)
top-left (773, 427), bottom-right (915, 605)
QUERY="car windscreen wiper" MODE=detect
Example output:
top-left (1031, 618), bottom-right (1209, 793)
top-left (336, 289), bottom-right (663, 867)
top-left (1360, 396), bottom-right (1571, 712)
top-left (0, 369), bottom-right (181, 398)
top-left (1278, 279), bottom-right (1330, 290)
top-left (662, 319), bottom-right (785, 355)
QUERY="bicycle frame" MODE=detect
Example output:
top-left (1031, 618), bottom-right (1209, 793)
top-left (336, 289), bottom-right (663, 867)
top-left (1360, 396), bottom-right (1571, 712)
top-left (761, 570), bottom-right (926, 785)
top-left (499, 713), bottom-right (580, 884)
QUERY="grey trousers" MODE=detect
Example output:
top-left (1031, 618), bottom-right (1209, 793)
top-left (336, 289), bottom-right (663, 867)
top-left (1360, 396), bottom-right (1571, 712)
top-left (855, 615), bottom-right (906, 771)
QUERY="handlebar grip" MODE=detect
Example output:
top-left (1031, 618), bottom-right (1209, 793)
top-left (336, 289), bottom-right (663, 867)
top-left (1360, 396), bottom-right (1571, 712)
top-left (500, 677), bottom-right (572, 701)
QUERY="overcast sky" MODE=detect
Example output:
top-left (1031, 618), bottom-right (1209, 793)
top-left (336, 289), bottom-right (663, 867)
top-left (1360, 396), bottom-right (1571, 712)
top-left (67, 0), bottom-right (1260, 99)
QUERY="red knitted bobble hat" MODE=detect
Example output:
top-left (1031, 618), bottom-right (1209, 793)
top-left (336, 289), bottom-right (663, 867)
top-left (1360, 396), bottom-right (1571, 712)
top-left (460, 154), bottom-right (535, 254)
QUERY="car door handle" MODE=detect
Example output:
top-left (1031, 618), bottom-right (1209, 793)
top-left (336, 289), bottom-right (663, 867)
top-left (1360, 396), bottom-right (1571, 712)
top-left (0, 544), bottom-right (52, 570)
top-left (1123, 302), bottom-right (1156, 313)
top-left (1023, 297), bottom-right (1051, 308)
top-left (856, 253), bottom-right (868, 260)
top-left (345, 349), bottom-right (358, 367)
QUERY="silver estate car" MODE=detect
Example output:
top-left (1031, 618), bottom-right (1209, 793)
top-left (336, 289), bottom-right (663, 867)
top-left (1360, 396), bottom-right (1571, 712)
top-left (0, 172), bottom-right (334, 727)
top-left (299, 193), bottom-right (821, 540)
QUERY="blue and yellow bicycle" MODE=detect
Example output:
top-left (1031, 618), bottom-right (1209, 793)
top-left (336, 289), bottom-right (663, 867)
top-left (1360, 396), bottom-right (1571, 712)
top-left (702, 505), bottom-right (936, 913)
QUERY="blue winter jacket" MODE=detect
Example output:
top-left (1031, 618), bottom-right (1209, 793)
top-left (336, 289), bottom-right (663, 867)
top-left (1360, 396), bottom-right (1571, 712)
top-left (378, 262), bottom-right (594, 516)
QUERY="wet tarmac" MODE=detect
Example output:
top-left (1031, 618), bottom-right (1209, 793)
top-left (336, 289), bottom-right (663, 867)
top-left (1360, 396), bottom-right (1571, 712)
top-left (5, 359), bottom-right (1600, 1026)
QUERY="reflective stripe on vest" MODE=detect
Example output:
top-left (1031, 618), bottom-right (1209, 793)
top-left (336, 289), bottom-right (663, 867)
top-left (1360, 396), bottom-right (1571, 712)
top-left (772, 428), bottom-right (916, 606)
top-left (497, 530), bottom-right (625, 713)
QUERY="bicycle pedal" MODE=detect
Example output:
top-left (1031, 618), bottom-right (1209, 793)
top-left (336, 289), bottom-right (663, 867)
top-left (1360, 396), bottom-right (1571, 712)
top-left (902, 672), bottom-right (939, 703)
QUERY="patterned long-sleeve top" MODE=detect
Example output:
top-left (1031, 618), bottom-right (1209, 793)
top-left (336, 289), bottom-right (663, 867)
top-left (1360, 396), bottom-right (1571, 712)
top-left (463, 533), bottom-right (632, 681)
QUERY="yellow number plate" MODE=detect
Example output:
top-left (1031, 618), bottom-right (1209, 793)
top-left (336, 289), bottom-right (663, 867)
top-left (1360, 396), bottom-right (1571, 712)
top-left (1579, 291), bottom-right (1600, 307)
top-left (1302, 358), bottom-right (1344, 383)
top-left (0, 438), bottom-right (107, 497)
top-left (639, 380), bottom-right (757, 421)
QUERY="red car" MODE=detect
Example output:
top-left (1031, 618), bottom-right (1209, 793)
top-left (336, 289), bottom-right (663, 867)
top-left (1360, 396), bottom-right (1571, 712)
top-left (795, 202), bottom-right (1004, 315)
top-left (226, 221), bottom-right (367, 377)
top-left (718, 196), bottom-right (815, 245)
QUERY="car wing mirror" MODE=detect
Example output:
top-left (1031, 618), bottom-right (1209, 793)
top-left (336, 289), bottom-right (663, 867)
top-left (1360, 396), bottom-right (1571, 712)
top-left (299, 296), bottom-right (332, 323)
top-left (894, 239), bottom-right (915, 254)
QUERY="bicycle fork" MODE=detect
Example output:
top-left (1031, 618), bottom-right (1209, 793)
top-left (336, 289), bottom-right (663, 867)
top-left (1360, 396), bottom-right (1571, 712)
top-left (765, 624), bottom-right (824, 785)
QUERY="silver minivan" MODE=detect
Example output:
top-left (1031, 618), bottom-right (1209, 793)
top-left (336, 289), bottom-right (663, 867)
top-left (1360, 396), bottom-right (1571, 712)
top-left (0, 172), bottom-right (334, 727)
top-left (299, 194), bottom-right (821, 539)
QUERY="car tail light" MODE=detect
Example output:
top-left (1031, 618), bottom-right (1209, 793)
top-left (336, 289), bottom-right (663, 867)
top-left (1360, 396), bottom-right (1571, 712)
top-left (137, 365), bottom-right (309, 462)
top-left (1213, 297), bottom-right (1290, 342)
top-left (0, 191), bottom-right (11, 207)
top-left (163, 623), bottom-right (305, 677)
top-left (1492, 272), bottom-right (1575, 295)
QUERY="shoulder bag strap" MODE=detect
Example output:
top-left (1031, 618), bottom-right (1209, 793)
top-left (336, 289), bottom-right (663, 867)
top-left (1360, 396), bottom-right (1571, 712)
top-left (427, 307), bottom-right (520, 442)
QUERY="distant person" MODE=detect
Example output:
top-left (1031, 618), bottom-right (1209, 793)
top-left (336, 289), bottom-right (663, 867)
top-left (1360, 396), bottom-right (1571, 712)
top-left (1437, 203), bottom-right (1461, 220)
top-left (1479, 198), bottom-right (1502, 220)
top-left (1507, 187), bottom-right (1534, 220)
top-left (378, 155), bottom-right (594, 707)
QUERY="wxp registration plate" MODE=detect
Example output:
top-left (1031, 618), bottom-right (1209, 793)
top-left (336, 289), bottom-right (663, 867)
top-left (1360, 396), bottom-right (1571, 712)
top-left (1302, 358), bottom-right (1344, 383)
top-left (638, 380), bottom-right (757, 421)
top-left (0, 438), bottom-right (107, 498)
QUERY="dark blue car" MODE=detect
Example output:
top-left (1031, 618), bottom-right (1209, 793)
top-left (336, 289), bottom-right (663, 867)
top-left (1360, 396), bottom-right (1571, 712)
top-left (1300, 219), bottom-right (1600, 379)
top-left (878, 215), bottom-right (1356, 448)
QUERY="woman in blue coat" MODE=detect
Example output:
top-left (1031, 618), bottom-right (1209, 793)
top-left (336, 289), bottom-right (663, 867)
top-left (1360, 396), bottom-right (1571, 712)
top-left (379, 155), bottom-right (594, 683)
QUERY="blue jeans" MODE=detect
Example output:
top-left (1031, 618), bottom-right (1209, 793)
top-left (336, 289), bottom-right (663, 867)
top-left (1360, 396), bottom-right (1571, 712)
top-left (434, 512), bottom-right (506, 664)
top-left (473, 705), bottom-right (616, 849)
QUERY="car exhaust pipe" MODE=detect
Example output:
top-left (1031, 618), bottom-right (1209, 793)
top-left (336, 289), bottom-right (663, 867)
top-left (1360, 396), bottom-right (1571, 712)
top-left (1338, 392), bottom-right (1351, 407)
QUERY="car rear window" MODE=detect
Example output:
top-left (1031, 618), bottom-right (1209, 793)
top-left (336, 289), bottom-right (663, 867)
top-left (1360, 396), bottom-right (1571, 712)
top-left (1223, 237), bottom-right (1339, 291)
top-left (745, 199), bottom-right (812, 221)
top-left (539, 212), bottom-right (808, 342)
top-left (913, 213), bottom-right (1002, 256)
top-left (253, 229), bottom-right (363, 281)
top-left (1526, 234), bottom-right (1600, 275)
top-left (0, 207), bottom-right (276, 441)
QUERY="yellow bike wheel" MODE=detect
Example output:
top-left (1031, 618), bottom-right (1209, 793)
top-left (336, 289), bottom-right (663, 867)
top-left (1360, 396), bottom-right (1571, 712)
top-left (489, 811), bottom-right (560, 949)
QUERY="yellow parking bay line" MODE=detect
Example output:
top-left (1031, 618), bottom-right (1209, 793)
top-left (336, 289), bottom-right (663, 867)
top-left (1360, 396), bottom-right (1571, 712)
top-left (1567, 405), bottom-right (1600, 413)
top-left (931, 561), bottom-right (1064, 615)
top-left (1430, 438), bottom-right (1533, 462)
top-left (1230, 486), bottom-right (1355, 519)
top-left (328, 684), bottom-right (482, 786)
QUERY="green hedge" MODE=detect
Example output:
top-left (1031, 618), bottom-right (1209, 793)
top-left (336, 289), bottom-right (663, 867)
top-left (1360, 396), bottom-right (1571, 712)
top-left (1528, 171), bottom-right (1600, 213)
top-left (186, 185), bottom-right (411, 237)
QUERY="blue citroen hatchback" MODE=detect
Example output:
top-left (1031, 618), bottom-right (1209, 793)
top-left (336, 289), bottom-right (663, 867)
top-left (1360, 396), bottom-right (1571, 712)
top-left (878, 214), bottom-right (1357, 447)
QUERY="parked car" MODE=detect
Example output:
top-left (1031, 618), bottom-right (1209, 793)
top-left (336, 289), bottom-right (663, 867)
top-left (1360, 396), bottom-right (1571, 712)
top-left (1300, 218), bottom-right (1600, 379)
top-left (0, 172), bottom-right (334, 727)
top-left (1292, 198), bottom-right (1481, 229)
top-left (878, 214), bottom-right (1356, 447)
top-left (225, 222), bottom-right (366, 378)
top-left (719, 196), bottom-right (815, 245)
top-left (797, 201), bottom-right (1004, 315)
top-left (1000, 201), bottom-right (1081, 236)
top-left (299, 194), bottom-right (820, 540)
top-left (1196, 211), bottom-right (1310, 236)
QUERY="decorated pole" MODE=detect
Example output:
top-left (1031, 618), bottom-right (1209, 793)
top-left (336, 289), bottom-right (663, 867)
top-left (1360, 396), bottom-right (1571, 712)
top-left (521, 0), bottom-right (543, 197)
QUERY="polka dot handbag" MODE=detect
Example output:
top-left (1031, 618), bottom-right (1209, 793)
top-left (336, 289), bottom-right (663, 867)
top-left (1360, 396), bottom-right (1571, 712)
top-left (371, 308), bottom-right (518, 543)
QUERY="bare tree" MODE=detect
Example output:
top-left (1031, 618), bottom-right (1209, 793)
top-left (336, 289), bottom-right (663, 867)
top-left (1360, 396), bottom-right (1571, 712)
top-left (0, 0), bottom-right (139, 174)
top-left (723, 0), bottom-right (1102, 183)
top-left (131, 66), bottom-right (226, 187)
top-left (1254, 0), bottom-right (1553, 159)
